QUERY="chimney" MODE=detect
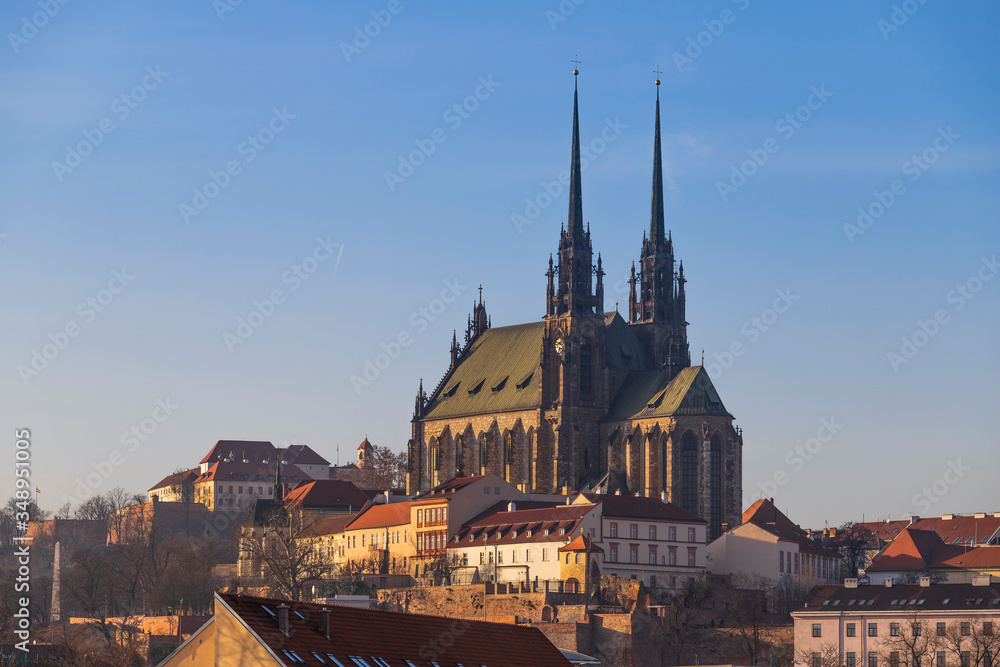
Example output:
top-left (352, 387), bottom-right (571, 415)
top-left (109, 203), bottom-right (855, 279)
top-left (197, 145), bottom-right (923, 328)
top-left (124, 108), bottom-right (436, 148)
top-left (508, 501), bottom-right (517, 512)
top-left (884, 578), bottom-right (893, 587)
top-left (974, 512), bottom-right (986, 519)
top-left (614, 489), bottom-right (622, 496)
top-left (971, 574), bottom-right (991, 587)
top-left (562, 485), bottom-right (570, 495)
top-left (319, 608), bottom-right (330, 640)
top-left (909, 515), bottom-right (920, 525)
top-left (941, 514), bottom-right (954, 520)
top-left (994, 512), bottom-right (1000, 518)
top-left (845, 578), bottom-right (858, 588)
top-left (660, 490), bottom-right (668, 503)
top-left (919, 577), bottom-right (931, 587)
top-left (151, 494), bottom-right (159, 503)
top-left (277, 604), bottom-right (290, 637)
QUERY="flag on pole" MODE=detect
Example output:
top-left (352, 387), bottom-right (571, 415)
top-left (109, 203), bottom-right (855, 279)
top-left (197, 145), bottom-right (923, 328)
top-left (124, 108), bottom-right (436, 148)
top-left (36, 487), bottom-right (41, 494)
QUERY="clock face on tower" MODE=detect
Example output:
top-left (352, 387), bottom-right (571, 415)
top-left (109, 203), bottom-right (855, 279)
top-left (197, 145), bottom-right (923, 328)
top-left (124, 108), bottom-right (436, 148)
top-left (554, 338), bottom-right (565, 356)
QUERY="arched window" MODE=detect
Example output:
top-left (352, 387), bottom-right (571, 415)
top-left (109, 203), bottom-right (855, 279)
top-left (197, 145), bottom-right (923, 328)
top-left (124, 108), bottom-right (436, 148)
top-left (455, 435), bottom-right (463, 474)
top-left (681, 431), bottom-right (698, 515)
top-left (503, 431), bottom-right (513, 465)
top-left (710, 434), bottom-right (723, 540)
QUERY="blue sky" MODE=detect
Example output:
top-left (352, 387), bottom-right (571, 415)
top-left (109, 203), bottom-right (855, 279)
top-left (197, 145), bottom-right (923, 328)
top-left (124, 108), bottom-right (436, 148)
top-left (1, 1), bottom-right (997, 528)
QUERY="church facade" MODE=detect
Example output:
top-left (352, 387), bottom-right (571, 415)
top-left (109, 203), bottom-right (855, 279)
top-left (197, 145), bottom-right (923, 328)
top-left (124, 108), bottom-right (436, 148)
top-left (406, 75), bottom-right (743, 540)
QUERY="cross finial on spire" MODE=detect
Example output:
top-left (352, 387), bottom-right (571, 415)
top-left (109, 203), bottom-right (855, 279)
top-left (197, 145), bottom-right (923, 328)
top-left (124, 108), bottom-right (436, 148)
top-left (571, 55), bottom-right (582, 77)
top-left (654, 66), bottom-right (662, 84)
top-left (478, 284), bottom-right (483, 305)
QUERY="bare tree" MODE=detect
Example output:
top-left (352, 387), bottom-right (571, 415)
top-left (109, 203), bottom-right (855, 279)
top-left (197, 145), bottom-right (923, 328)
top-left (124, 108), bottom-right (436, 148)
top-left (879, 611), bottom-right (936, 667)
top-left (796, 641), bottom-right (845, 667)
top-left (832, 522), bottom-right (878, 578)
top-left (658, 576), bottom-right (712, 664)
top-left (333, 445), bottom-right (407, 490)
top-left (239, 506), bottom-right (326, 601)
top-left (724, 572), bottom-right (776, 666)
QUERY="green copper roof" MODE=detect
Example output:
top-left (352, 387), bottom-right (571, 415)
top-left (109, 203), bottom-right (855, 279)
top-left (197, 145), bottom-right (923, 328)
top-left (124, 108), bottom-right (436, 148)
top-left (603, 365), bottom-right (733, 422)
top-left (603, 311), bottom-right (651, 370)
top-left (422, 322), bottom-right (544, 421)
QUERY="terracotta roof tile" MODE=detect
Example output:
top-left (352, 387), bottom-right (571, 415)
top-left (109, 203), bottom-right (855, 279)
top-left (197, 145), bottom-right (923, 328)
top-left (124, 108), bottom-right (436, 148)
top-left (217, 592), bottom-right (572, 666)
top-left (345, 502), bottom-right (413, 531)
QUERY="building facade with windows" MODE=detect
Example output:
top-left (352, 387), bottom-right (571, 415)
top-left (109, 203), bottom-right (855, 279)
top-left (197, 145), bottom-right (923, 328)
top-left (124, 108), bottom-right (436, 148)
top-left (341, 501), bottom-right (415, 576)
top-left (447, 502), bottom-right (602, 585)
top-left (409, 473), bottom-right (531, 581)
top-left (589, 493), bottom-right (707, 590)
top-left (792, 579), bottom-right (1000, 667)
top-left (708, 498), bottom-right (842, 586)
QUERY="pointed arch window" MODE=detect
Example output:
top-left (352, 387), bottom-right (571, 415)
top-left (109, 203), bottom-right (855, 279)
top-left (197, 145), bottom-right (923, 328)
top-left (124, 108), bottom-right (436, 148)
top-left (681, 431), bottom-right (698, 515)
top-left (710, 434), bottom-right (723, 540)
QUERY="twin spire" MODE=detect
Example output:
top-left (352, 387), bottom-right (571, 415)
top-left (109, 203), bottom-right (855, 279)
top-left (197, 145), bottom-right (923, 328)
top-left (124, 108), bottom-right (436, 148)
top-left (564, 68), bottom-right (667, 247)
top-left (566, 70), bottom-right (585, 243)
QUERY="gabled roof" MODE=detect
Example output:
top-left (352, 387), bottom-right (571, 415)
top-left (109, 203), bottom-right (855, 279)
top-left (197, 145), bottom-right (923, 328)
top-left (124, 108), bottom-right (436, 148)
top-left (598, 494), bottom-right (706, 523)
top-left (740, 498), bottom-right (840, 558)
top-left (559, 534), bottom-right (604, 554)
top-left (216, 592), bottom-right (572, 666)
top-left (294, 514), bottom-right (358, 540)
top-left (604, 365), bottom-right (732, 422)
top-left (148, 468), bottom-right (199, 492)
top-left (866, 528), bottom-right (1000, 573)
top-left (284, 480), bottom-right (371, 510)
top-left (283, 444), bottom-right (330, 466)
top-left (412, 474), bottom-right (488, 500)
top-left (194, 460), bottom-right (311, 485)
top-left (604, 312), bottom-right (652, 370)
top-left (423, 322), bottom-right (545, 421)
top-left (799, 583), bottom-right (1000, 613)
top-left (860, 515), bottom-right (1000, 547)
top-left (345, 502), bottom-right (413, 531)
top-left (453, 503), bottom-right (597, 547)
top-left (199, 439), bottom-right (276, 465)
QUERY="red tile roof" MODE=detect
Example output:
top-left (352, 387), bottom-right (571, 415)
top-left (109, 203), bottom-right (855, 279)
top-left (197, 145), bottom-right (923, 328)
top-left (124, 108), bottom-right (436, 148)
top-left (559, 534), bottom-right (604, 554)
top-left (742, 498), bottom-right (840, 558)
top-left (866, 528), bottom-right (1000, 573)
top-left (295, 514), bottom-right (358, 540)
top-left (345, 502), bottom-right (412, 531)
top-left (284, 444), bottom-right (331, 466)
top-left (194, 460), bottom-right (310, 485)
top-left (453, 503), bottom-right (597, 547)
top-left (800, 583), bottom-right (1000, 612)
top-left (148, 467), bottom-right (199, 492)
top-left (284, 480), bottom-right (372, 510)
top-left (596, 494), bottom-right (706, 523)
top-left (860, 515), bottom-right (1000, 547)
top-left (199, 440), bottom-right (277, 465)
top-left (413, 474), bottom-right (487, 500)
top-left (217, 592), bottom-right (572, 666)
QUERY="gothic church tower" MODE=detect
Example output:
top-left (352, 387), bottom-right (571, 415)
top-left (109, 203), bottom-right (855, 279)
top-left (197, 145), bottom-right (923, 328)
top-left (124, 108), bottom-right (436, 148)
top-left (541, 69), bottom-right (608, 492)
top-left (628, 79), bottom-right (691, 379)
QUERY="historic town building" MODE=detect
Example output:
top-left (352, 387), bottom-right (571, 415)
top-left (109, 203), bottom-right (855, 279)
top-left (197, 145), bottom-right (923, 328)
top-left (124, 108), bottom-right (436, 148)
top-left (406, 73), bottom-right (744, 540)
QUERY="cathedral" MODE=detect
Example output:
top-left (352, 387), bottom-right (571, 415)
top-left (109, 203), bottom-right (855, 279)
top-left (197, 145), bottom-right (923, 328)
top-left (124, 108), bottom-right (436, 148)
top-left (406, 72), bottom-right (743, 540)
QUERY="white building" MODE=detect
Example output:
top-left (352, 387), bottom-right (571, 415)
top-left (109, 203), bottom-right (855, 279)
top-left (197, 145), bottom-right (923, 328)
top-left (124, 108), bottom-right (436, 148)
top-left (708, 498), bottom-right (841, 586)
top-left (447, 501), bottom-right (602, 585)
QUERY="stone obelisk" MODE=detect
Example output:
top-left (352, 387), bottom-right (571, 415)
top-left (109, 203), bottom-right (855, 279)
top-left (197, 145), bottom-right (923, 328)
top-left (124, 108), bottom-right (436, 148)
top-left (50, 541), bottom-right (61, 622)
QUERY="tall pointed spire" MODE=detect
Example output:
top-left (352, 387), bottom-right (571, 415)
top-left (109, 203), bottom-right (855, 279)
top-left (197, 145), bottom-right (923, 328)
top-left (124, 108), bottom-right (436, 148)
top-left (567, 66), bottom-right (584, 240)
top-left (650, 77), bottom-right (665, 246)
